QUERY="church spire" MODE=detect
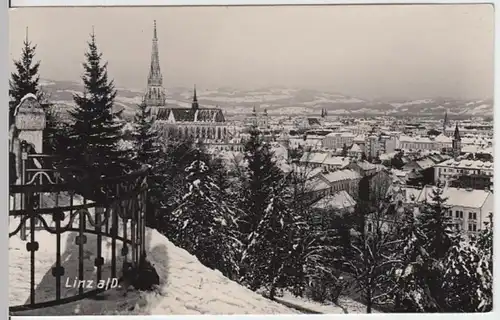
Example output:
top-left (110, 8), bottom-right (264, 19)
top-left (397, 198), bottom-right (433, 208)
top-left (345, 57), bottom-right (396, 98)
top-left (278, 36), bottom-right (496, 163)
top-left (192, 85), bottom-right (199, 111)
top-left (454, 122), bottom-right (461, 140)
top-left (153, 20), bottom-right (157, 40)
top-left (148, 20), bottom-right (162, 82)
top-left (452, 122), bottom-right (462, 159)
top-left (144, 20), bottom-right (165, 107)
top-left (443, 110), bottom-right (448, 133)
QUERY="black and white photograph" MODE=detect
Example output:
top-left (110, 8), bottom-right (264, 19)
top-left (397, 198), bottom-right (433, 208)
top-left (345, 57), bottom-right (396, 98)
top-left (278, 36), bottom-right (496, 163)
top-left (7, 3), bottom-right (494, 316)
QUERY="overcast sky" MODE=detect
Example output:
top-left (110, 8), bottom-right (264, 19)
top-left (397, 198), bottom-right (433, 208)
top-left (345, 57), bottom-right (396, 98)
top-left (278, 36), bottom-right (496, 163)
top-left (9, 4), bottom-right (494, 100)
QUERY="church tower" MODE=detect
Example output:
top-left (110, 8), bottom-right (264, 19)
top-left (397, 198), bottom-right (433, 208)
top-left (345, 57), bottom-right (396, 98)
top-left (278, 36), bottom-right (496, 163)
top-left (145, 20), bottom-right (166, 108)
top-left (452, 122), bottom-right (461, 158)
top-left (443, 110), bottom-right (448, 134)
top-left (191, 85), bottom-right (199, 111)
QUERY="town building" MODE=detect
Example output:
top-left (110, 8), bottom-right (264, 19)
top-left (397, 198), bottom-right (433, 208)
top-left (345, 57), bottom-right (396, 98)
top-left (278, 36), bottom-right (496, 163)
top-left (434, 159), bottom-right (494, 185)
top-left (416, 185), bottom-right (493, 233)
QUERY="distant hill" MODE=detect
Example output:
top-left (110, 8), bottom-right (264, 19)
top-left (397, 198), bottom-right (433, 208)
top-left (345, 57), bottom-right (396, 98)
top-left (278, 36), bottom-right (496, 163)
top-left (40, 79), bottom-right (493, 120)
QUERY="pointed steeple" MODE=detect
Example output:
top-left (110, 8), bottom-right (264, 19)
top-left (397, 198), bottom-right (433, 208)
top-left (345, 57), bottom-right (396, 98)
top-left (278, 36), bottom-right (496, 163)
top-left (452, 122), bottom-right (462, 159)
top-left (149, 20), bottom-right (162, 82)
top-left (25, 26), bottom-right (29, 43)
top-left (153, 20), bottom-right (157, 40)
top-left (454, 122), bottom-right (461, 140)
top-left (144, 20), bottom-right (165, 107)
top-left (443, 110), bottom-right (448, 133)
top-left (191, 85), bottom-right (199, 111)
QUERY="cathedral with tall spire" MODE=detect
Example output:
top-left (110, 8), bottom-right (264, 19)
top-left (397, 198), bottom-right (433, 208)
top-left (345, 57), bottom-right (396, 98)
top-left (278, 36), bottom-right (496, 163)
top-left (143, 21), bottom-right (234, 146)
top-left (145, 20), bottom-right (166, 108)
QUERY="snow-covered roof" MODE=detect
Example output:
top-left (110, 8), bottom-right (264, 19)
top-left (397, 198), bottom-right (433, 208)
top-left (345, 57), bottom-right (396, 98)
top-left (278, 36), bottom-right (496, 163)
top-left (353, 134), bottom-right (366, 142)
top-left (379, 151), bottom-right (397, 161)
top-left (399, 135), bottom-right (434, 143)
top-left (353, 161), bottom-right (381, 172)
top-left (436, 159), bottom-right (494, 170)
top-left (321, 169), bottom-right (362, 183)
top-left (415, 158), bottom-right (436, 170)
top-left (323, 156), bottom-right (350, 167)
top-left (306, 178), bottom-right (331, 192)
top-left (300, 152), bottom-right (328, 163)
top-left (434, 134), bottom-right (452, 143)
top-left (417, 185), bottom-right (492, 209)
top-left (311, 190), bottom-right (357, 210)
top-left (350, 143), bottom-right (362, 153)
top-left (392, 169), bottom-right (411, 177)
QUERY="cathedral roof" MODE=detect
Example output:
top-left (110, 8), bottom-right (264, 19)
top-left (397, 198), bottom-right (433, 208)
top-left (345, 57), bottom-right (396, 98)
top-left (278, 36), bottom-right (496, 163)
top-left (196, 109), bottom-right (224, 122)
top-left (170, 108), bottom-right (196, 122)
top-left (154, 107), bottom-right (225, 123)
top-left (155, 108), bottom-right (171, 119)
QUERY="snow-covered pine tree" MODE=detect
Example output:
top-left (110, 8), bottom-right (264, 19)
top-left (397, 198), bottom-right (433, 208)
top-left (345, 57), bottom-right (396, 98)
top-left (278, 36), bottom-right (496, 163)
top-left (171, 151), bottom-right (241, 279)
top-left (239, 128), bottom-right (284, 238)
top-left (153, 138), bottom-right (198, 234)
top-left (9, 33), bottom-right (47, 123)
top-left (132, 102), bottom-right (162, 166)
top-left (60, 31), bottom-right (128, 178)
top-left (131, 101), bottom-right (165, 226)
top-left (473, 214), bottom-right (493, 312)
top-left (392, 186), bottom-right (459, 312)
top-left (9, 33), bottom-right (61, 154)
top-left (240, 175), bottom-right (303, 299)
top-left (441, 213), bottom-right (493, 312)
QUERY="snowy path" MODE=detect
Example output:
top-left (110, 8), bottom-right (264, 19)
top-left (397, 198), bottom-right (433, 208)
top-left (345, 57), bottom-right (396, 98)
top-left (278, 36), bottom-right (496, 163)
top-left (276, 291), bottom-right (376, 314)
top-left (10, 227), bottom-right (298, 315)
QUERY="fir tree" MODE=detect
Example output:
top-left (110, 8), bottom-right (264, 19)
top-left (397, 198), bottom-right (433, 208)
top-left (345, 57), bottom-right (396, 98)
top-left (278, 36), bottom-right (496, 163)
top-left (59, 31), bottom-right (128, 196)
top-left (240, 175), bottom-right (302, 298)
top-left (392, 186), bottom-right (459, 312)
top-left (132, 102), bottom-right (162, 166)
top-left (9, 32), bottom-right (61, 154)
top-left (441, 214), bottom-right (493, 312)
top-left (9, 31), bottom-right (47, 124)
top-left (239, 129), bottom-right (284, 238)
top-left (238, 129), bottom-right (308, 296)
top-left (171, 153), bottom-right (242, 279)
top-left (154, 138), bottom-right (205, 234)
top-left (131, 101), bottom-right (165, 226)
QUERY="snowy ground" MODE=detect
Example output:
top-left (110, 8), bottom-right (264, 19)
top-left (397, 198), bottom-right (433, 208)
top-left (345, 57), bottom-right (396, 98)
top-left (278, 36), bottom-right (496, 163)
top-left (9, 225), bottom-right (300, 315)
top-left (276, 291), bottom-right (377, 314)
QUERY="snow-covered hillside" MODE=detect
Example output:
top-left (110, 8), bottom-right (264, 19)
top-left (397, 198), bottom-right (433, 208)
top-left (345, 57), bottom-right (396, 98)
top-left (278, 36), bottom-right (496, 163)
top-left (9, 226), bottom-right (299, 316)
top-left (41, 79), bottom-right (494, 119)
